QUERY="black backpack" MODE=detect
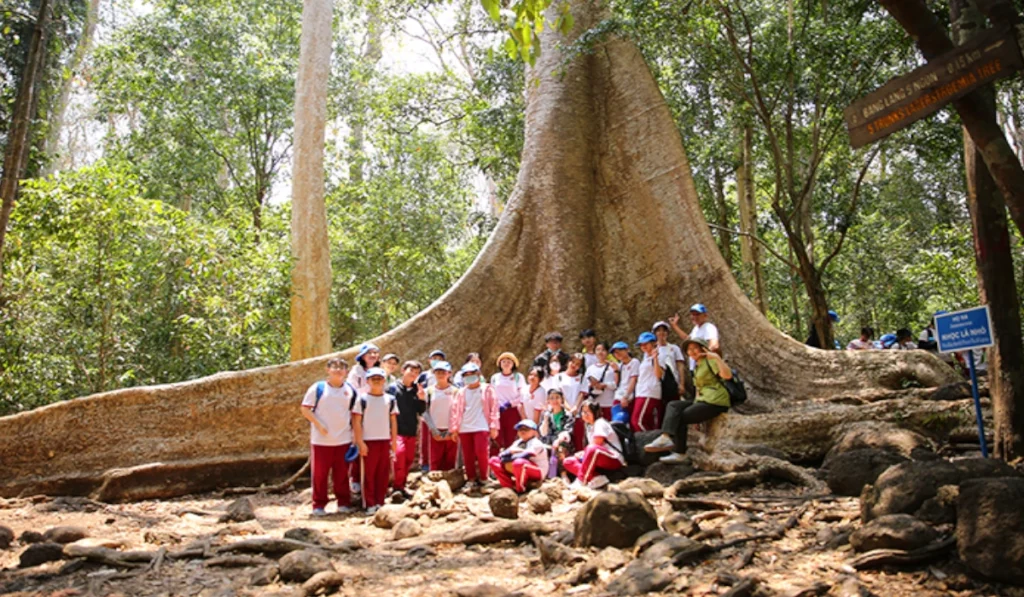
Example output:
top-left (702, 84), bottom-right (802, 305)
top-left (609, 420), bottom-right (642, 465)
top-left (721, 370), bottom-right (747, 405)
top-left (661, 363), bottom-right (680, 401)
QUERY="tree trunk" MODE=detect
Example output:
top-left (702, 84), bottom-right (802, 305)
top-left (736, 123), bottom-right (766, 315)
top-left (953, 0), bottom-right (1024, 460)
top-left (348, 15), bottom-right (383, 184)
top-left (288, 0), bottom-right (334, 361)
top-left (42, 0), bottom-right (101, 176)
top-left (879, 0), bottom-right (1024, 241)
top-left (0, 0), bottom-right (52, 275)
top-left (0, 0), bottom-right (960, 500)
top-left (713, 165), bottom-right (732, 267)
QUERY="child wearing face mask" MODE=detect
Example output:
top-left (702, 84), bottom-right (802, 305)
top-left (449, 362), bottom-right (500, 489)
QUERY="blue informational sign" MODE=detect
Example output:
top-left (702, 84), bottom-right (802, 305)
top-left (935, 306), bottom-right (994, 354)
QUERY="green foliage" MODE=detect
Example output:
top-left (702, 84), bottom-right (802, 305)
top-left (479, 0), bottom-right (573, 64)
top-left (0, 163), bottom-right (291, 414)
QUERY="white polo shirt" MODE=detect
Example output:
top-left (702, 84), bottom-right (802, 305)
top-left (635, 354), bottom-right (663, 399)
top-left (428, 385), bottom-right (457, 430)
top-left (352, 392), bottom-right (396, 441)
top-left (301, 381), bottom-right (354, 446)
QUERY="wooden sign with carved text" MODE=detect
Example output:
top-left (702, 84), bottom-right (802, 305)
top-left (845, 27), bottom-right (1023, 148)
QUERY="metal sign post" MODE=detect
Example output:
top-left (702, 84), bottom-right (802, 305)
top-left (935, 306), bottom-right (995, 457)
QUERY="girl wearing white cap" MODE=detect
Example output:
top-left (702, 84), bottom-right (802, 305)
top-left (351, 367), bottom-right (397, 513)
top-left (450, 362), bottom-right (500, 488)
top-left (490, 352), bottom-right (526, 451)
top-left (488, 419), bottom-right (548, 493)
top-left (348, 343), bottom-right (381, 395)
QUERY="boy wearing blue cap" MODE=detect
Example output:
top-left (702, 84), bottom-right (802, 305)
top-left (632, 332), bottom-right (664, 432)
top-left (488, 419), bottom-right (548, 493)
top-left (352, 367), bottom-right (398, 513)
top-left (300, 358), bottom-right (357, 516)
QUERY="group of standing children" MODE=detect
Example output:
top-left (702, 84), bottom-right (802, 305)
top-left (300, 303), bottom-right (736, 515)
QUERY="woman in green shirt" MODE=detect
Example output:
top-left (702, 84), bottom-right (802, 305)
top-left (655, 337), bottom-right (731, 464)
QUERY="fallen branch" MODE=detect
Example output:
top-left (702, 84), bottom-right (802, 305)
top-left (666, 471), bottom-right (760, 496)
top-left (220, 459), bottom-right (311, 497)
top-left (204, 554), bottom-right (273, 568)
top-left (214, 537), bottom-right (346, 557)
top-left (63, 544), bottom-right (154, 568)
top-left (383, 519), bottom-right (560, 551)
top-left (847, 536), bottom-right (956, 570)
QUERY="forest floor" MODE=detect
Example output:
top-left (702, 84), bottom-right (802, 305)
top-left (1, 472), bottom-right (1022, 597)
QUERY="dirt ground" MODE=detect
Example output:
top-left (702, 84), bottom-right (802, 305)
top-left (1, 476), bottom-right (1022, 597)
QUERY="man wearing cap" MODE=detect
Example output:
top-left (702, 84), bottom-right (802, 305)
top-left (669, 303), bottom-right (721, 365)
top-left (632, 332), bottom-right (664, 432)
top-left (351, 367), bottom-right (398, 513)
top-left (533, 332), bottom-right (570, 372)
top-left (423, 361), bottom-right (458, 471)
top-left (386, 361), bottom-right (427, 494)
top-left (488, 420), bottom-right (548, 494)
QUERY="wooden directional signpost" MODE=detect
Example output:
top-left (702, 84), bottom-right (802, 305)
top-left (845, 27), bottom-right (1024, 148)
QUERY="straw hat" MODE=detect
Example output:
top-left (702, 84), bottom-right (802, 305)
top-left (496, 351), bottom-right (520, 369)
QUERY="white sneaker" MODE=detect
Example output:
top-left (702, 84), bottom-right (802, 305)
top-left (311, 508), bottom-right (328, 517)
top-left (336, 506), bottom-right (354, 515)
top-left (659, 452), bottom-right (690, 464)
top-left (587, 475), bottom-right (610, 490)
top-left (365, 505), bottom-right (380, 515)
top-left (644, 434), bottom-right (675, 453)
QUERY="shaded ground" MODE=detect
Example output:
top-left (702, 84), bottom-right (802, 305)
top-left (2, 471), bottom-right (1022, 597)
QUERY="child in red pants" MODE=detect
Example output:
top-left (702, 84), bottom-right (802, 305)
top-left (387, 360), bottom-right (426, 494)
top-left (489, 419), bottom-right (548, 493)
top-left (563, 400), bottom-right (625, 489)
top-left (423, 361), bottom-right (459, 471)
top-left (299, 358), bottom-right (357, 516)
top-left (449, 362), bottom-right (499, 489)
top-left (352, 367), bottom-right (397, 514)
top-left (630, 332), bottom-right (664, 432)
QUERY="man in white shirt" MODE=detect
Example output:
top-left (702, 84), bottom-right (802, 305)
top-left (847, 327), bottom-right (874, 350)
top-left (669, 303), bottom-right (721, 368)
top-left (300, 358), bottom-right (356, 516)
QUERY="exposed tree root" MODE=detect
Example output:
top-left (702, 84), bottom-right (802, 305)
top-left (203, 554), bottom-right (272, 568)
top-left (382, 519), bottom-right (561, 551)
top-left (846, 536), bottom-right (956, 570)
top-left (301, 571), bottom-right (345, 595)
top-left (219, 459), bottom-right (311, 497)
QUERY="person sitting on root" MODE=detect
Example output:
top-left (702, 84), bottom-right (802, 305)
top-left (489, 420), bottom-right (549, 493)
top-left (563, 400), bottom-right (625, 489)
top-left (644, 337), bottom-right (731, 464)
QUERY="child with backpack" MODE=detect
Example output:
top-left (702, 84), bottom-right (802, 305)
top-left (644, 338), bottom-right (731, 464)
top-left (352, 367), bottom-right (398, 514)
top-left (488, 420), bottom-right (549, 493)
top-left (490, 352), bottom-right (526, 451)
top-left (299, 358), bottom-right (357, 516)
top-left (386, 361), bottom-right (426, 494)
top-left (449, 362), bottom-right (500, 489)
top-left (563, 400), bottom-right (624, 489)
top-left (631, 332), bottom-right (664, 432)
top-left (611, 341), bottom-right (639, 424)
top-left (583, 342), bottom-right (617, 421)
top-left (652, 321), bottom-right (685, 422)
top-left (423, 361), bottom-right (458, 471)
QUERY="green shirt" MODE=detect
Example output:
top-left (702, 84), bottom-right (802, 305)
top-left (693, 358), bottom-right (730, 407)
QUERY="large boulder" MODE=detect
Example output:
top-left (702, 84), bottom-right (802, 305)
top-left (849, 514), bottom-right (937, 552)
top-left (860, 458), bottom-right (1020, 522)
top-left (574, 491), bottom-right (658, 549)
top-left (824, 423), bottom-right (935, 467)
top-left (488, 488), bottom-right (519, 520)
top-left (825, 449), bottom-right (907, 497)
top-left (956, 477), bottom-right (1024, 585)
top-left (278, 549), bottom-right (334, 583)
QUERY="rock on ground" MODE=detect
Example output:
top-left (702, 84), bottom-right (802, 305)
top-left (849, 514), bottom-right (937, 552)
top-left (19, 530), bottom-right (44, 544)
top-left (18, 542), bottom-right (65, 568)
top-left (0, 525), bottom-right (13, 549)
top-left (639, 535), bottom-right (709, 567)
top-left (860, 458), bottom-right (1020, 522)
top-left (574, 491), bottom-right (658, 549)
top-left (373, 505), bottom-right (413, 529)
top-left (250, 564), bottom-right (279, 586)
top-left (605, 560), bottom-right (673, 596)
top-left (42, 525), bottom-right (88, 544)
top-left (825, 449), bottom-right (907, 497)
top-left (527, 491), bottom-right (552, 514)
top-left (392, 518), bottom-right (423, 540)
top-left (283, 527), bottom-right (332, 546)
top-left (824, 423), bottom-right (935, 466)
top-left (661, 511), bottom-right (698, 536)
top-left (614, 477), bottom-right (665, 498)
top-left (278, 548), bottom-right (334, 583)
top-left (488, 488), bottom-right (519, 520)
top-left (450, 584), bottom-right (509, 597)
top-left (956, 477), bottom-right (1024, 585)
top-left (218, 497), bottom-right (256, 523)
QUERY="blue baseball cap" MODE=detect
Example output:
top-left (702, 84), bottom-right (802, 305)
top-left (357, 342), bottom-right (380, 359)
top-left (432, 360), bottom-right (452, 372)
top-left (828, 310), bottom-right (840, 322)
top-left (636, 331), bottom-right (657, 346)
top-left (515, 419), bottom-right (538, 431)
top-left (461, 362), bottom-right (481, 374)
top-left (611, 341), bottom-right (629, 352)
top-left (689, 303), bottom-right (707, 314)
top-left (366, 367), bottom-right (387, 378)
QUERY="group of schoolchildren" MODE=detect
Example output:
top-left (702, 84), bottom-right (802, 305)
top-left (299, 304), bottom-right (738, 517)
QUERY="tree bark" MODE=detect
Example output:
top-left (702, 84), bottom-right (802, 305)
top-left (289, 0), bottom-right (334, 361)
top-left (42, 0), bottom-right (101, 176)
top-left (0, 0), bottom-right (961, 500)
top-left (879, 0), bottom-right (1024, 240)
top-left (953, 0), bottom-right (1024, 461)
top-left (0, 0), bottom-right (52, 275)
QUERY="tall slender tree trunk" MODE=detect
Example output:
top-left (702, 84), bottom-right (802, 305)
top-left (348, 15), bottom-right (382, 184)
top-left (42, 0), bottom-right (101, 175)
top-left (953, 0), bottom-right (1024, 460)
top-left (289, 0), bottom-right (334, 361)
top-left (712, 165), bottom-right (732, 267)
top-left (0, 0), bottom-right (52, 276)
top-left (736, 123), bottom-right (766, 314)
